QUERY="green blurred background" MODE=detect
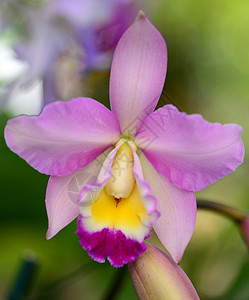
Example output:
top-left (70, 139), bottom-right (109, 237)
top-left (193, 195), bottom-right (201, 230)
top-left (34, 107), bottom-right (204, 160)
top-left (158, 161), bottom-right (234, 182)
top-left (1, 0), bottom-right (249, 299)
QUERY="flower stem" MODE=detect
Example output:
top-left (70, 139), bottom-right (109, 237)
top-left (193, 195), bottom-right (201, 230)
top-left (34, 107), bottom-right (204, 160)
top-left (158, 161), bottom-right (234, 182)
top-left (197, 199), bottom-right (249, 250)
top-left (197, 199), bottom-right (245, 222)
top-left (102, 267), bottom-right (127, 300)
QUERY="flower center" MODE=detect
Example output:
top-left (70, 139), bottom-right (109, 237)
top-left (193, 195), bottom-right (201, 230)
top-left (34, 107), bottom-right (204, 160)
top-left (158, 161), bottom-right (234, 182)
top-left (105, 139), bottom-right (137, 199)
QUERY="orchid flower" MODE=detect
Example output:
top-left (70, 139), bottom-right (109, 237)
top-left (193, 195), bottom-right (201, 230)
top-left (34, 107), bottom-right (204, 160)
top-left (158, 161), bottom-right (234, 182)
top-left (0, 0), bottom-right (136, 108)
top-left (4, 12), bottom-right (244, 267)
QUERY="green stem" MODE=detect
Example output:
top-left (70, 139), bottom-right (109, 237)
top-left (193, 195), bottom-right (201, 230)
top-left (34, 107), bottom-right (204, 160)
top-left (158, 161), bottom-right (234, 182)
top-left (197, 199), bottom-right (246, 223)
top-left (102, 267), bottom-right (127, 300)
top-left (197, 199), bottom-right (249, 251)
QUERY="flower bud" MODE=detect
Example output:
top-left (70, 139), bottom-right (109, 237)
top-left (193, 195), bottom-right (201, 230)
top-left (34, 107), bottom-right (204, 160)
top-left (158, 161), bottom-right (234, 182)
top-left (128, 243), bottom-right (199, 300)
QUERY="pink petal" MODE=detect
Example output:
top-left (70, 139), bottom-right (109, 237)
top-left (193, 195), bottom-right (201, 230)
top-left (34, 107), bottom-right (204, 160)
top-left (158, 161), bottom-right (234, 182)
top-left (5, 98), bottom-right (121, 176)
top-left (131, 145), bottom-right (160, 222)
top-left (46, 148), bottom-right (113, 239)
top-left (46, 175), bottom-right (79, 240)
top-left (110, 11), bottom-right (167, 136)
top-left (78, 145), bottom-right (121, 210)
top-left (135, 105), bottom-right (244, 192)
top-left (139, 153), bottom-right (197, 263)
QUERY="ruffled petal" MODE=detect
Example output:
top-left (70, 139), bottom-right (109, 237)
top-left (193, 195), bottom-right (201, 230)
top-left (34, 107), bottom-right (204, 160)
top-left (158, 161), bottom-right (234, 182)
top-left (110, 11), bottom-right (167, 136)
top-left (46, 148), bottom-right (113, 239)
top-left (130, 144), bottom-right (160, 222)
top-left (76, 142), bottom-right (159, 267)
top-left (77, 145), bottom-right (120, 216)
top-left (135, 105), bottom-right (244, 192)
top-left (139, 153), bottom-right (197, 263)
top-left (77, 220), bottom-right (146, 267)
top-left (5, 98), bottom-right (121, 176)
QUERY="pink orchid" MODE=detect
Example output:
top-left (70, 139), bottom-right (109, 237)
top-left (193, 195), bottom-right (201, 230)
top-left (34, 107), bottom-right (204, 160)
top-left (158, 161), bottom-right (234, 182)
top-left (4, 12), bottom-right (244, 267)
